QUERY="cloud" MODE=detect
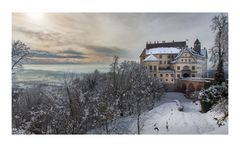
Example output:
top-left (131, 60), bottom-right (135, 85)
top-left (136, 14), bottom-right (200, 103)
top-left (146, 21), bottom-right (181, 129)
top-left (61, 49), bottom-right (85, 55)
top-left (29, 49), bottom-right (87, 59)
top-left (13, 13), bottom-right (221, 65)
top-left (14, 26), bottom-right (62, 42)
top-left (83, 44), bottom-right (131, 58)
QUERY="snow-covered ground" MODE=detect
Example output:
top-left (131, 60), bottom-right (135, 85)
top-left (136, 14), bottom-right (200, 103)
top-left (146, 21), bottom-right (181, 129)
top-left (89, 92), bottom-right (228, 134)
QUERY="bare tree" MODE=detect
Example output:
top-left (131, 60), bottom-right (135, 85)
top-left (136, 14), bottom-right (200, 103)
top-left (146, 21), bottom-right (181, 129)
top-left (63, 74), bottom-right (82, 121)
top-left (210, 14), bottom-right (228, 84)
top-left (110, 56), bottom-right (119, 90)
top-left (12, 40), bottom-right (30, 74)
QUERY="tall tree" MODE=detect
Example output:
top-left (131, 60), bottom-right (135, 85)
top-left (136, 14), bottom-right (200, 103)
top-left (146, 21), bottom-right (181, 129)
top-left (12, 40), bottom-right (30, 74)
top-left (110, 56), bottom-right (119, 90)
top-left (210, 14), bottom-right (228, 84)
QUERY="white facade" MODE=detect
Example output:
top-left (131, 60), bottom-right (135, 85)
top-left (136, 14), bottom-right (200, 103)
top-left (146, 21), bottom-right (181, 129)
top-left (141, 46), bottom-right (208, 84)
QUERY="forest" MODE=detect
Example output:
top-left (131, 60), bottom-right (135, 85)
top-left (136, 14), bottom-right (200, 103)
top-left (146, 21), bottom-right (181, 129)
top-left (12, 56), bottom-right (165, 134)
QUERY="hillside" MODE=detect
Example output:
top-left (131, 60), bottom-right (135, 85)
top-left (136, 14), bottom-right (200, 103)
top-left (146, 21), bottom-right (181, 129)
top-left (89, 92), bottom-right (228, 134)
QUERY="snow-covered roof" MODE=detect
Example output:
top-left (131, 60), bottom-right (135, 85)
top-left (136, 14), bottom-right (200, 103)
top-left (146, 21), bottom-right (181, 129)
top-left (170, 48), bottom-right (207, 63)
top-left (187, 48), bottom-right (207, 58)
top-left (146, 47), bottom-right (181, 55)
top-left (143, 54), bottom-right (159, 62)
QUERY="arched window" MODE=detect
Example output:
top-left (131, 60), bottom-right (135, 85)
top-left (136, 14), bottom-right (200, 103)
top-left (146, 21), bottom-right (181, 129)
top-left (183, 66), bottom-right (190, 70)
top-left (182, 66), bottom-right (191, 77)
top-left (183, 73), bottom-right (190, 77)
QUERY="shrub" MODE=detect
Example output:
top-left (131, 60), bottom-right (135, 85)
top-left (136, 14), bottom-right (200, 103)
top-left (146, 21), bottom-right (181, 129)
top-left (198, 85), bottom-right (228, 113)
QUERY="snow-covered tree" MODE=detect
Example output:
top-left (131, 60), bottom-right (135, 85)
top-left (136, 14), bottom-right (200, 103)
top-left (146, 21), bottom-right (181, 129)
top-left (115, 61), bottom-right (164, 134)
top-left (12, 40), bottom-right (30, 74)
top-left (13, 57), bottom-right (165, 134)
top-left (110, 56), bottom-right (119, 90)
top-left (210, 14), bottom-right (228, 84)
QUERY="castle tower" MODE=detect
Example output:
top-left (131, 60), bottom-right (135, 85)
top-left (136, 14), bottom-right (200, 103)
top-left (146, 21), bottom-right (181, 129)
top-left (193, 39), bottom-right (201, 54)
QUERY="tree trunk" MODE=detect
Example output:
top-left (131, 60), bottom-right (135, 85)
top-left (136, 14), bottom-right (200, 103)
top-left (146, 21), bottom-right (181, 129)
top-left (105, 119), bottom-right (109, 134)
top-left (137, 113), bottom-right (140, 134)
top-left (137, 99), bottom-right (141, 134)
top-left (66, 86), bottom-right (80, 121)
top-left (214, 29), bottom-right (225, 84)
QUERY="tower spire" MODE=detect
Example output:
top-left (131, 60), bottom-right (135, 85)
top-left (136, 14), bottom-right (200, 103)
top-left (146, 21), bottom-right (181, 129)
top-left (193, 38), bottom-right (201, 54)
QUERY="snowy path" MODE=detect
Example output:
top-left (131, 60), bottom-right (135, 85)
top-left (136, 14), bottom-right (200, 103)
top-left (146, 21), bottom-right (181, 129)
top-left (89, 92), bottom-right (227, 134)
top-left (141, 92), bottom-right (217, 134)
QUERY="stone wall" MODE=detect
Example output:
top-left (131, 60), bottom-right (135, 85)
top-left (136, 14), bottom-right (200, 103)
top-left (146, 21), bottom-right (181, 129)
top-left (176, 78), bottom-right (213, 96)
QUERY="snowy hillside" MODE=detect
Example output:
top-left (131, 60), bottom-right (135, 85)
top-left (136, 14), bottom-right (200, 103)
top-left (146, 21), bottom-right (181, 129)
top-left (89, 92), bottom-right (228, 134)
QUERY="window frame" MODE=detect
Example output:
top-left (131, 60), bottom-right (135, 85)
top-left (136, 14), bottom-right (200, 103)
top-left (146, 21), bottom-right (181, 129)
top-left (177, 74), bottom-right (180, 78)
top-left (149, 65), bottom-right (152, 71)
top-left (154, 66), bottom-right (157, 71)
top-left (192, 66), bottom-right (195, 70)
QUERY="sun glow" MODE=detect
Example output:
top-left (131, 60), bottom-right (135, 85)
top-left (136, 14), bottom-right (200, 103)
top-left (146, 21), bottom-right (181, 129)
top-left (27, 12), bottom-right (44, 20)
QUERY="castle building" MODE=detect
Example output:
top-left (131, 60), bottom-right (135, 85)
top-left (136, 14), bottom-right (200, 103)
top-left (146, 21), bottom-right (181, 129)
top-left (140, 39), bottom-right (208, 84)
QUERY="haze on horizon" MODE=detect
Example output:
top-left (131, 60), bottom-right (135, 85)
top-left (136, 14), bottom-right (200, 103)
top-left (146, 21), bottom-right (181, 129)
top-left (12, 13), bottom-right (219, 65)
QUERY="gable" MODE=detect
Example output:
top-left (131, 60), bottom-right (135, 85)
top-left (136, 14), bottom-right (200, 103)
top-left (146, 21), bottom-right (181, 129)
top-left (143, 54), bottom-right (159, 62)
top-left (175, 48), bottom-right (197, 63)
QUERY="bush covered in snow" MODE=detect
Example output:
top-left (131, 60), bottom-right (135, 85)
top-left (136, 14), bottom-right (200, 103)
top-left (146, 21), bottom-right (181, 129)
top-left (189, 91), bottom-right (200, 102)
top-left (198, 85), bottom-right (227, 103)
top-left (198, 85), bottom-right (228, 113)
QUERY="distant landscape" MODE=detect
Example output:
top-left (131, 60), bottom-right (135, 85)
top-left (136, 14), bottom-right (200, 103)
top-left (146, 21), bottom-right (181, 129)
top-left (15, 64), bottom-right (109, 83)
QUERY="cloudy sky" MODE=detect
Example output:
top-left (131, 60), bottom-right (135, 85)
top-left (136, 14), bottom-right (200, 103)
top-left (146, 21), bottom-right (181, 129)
top-left (12, 13), bottom-right (219, 65)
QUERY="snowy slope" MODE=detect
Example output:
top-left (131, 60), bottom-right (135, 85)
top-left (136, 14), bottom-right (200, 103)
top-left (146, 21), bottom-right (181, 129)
top-left (89, 92), bottom-right (228, 134)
